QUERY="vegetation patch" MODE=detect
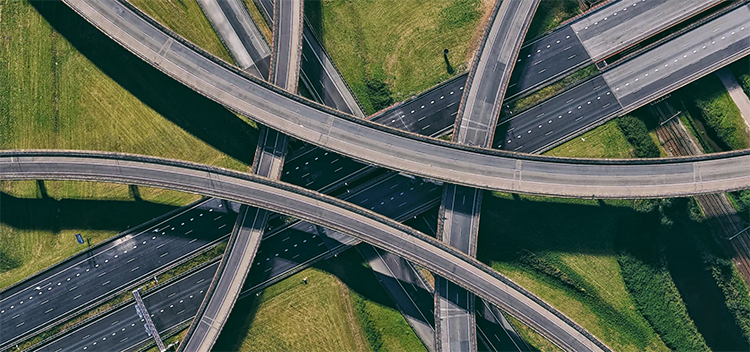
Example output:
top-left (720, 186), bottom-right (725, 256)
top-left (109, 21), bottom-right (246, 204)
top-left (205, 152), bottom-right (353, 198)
top-left (705, 254), bottom-right (750, 344)
top-left (616, 247), bottom-right (709, 352)
top-left (545, 120), bottom-right (633, 158)
top-left (307, 0), bottom-right (491, 114)
top-left (214, 249), bottom-right (426, 352)
top-left (616, 115), bottom-right (660, 158)
top-left (478, 193), bottom-right (669, 352)
top-left (730, 57), bottom-right (750, 98)
top-left (524, 0), bottom-right (581, 40)
top-left (681, 75), bottom-right (749, 150)
top-left (130, 0), bottom-right (234, 63)
top-left (504, 64), bottom-right (597, 114)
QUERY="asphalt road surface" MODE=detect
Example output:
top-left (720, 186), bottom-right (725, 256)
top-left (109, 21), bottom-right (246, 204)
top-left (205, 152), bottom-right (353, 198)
top-left (454, 0), bottom-right (538, 148)
top-left (36, 262), bottom-right (220, 352)
top-left (507, 0), bottom-right (722, 97)
top-left (270, 0), bottom-right (303, 92)
top-left (497, 4), bottom-right (750, 153)
top-left (62, 0), bottom-right (750, 195)
top-left (196, 0), bottom-right (270, 79)
top-left (0, 198), bottom-right (235, 350)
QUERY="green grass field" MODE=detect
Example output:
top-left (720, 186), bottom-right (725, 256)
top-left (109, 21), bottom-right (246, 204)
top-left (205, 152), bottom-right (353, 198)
top-left (243, 0), bottom-right (273, 43)
top-left (545, 120), bottom-right (633, 158)
top-left (0, 0), bottom-right (257, 289)
top-left (213, 249), bottom-right (426, 352)
top-left (130, 0), bottom-right (234, 63)
top-left (307, 0), bottom-right (493, 114)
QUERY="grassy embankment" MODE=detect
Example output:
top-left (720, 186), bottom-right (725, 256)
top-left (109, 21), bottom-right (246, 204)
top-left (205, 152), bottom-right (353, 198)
top-left (479, 192), bottom-right (713, 352)
top-left (306, 0), bottom-right (494, 114)
top-left (0, 0), bottom-right (257, 288)
top-left (490, 117), bottom-right (716, 351)
top-left (524, 0), bottom-right (581, 40)
top-left (242, 0), bottom-right (273, 42)
top-left (213, 249), bottom-right (426, 352)
top-left (689, 74), bottom-right (748, 150)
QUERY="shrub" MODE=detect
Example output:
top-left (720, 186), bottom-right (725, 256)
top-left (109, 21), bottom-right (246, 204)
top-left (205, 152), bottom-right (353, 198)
top-left (616, 115), bottom-right (660, 158)
top-left (364, 75), bottom-right (394, 112)
top-left (618, 253), bottom-right (710, 352)
top-left (706, 255), bottom-right (750, 344)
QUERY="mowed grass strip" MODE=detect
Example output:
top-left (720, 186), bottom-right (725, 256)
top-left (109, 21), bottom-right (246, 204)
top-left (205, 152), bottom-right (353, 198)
top-left (545, 120), bottom-right (633, 158)
top-left (684, 74), bottom-right (749, 150)
top-left (308, 0), bottom-right (493, 114)
top-left (0, 0), bottom-right (256, 289)
top-left (213, 249), bottom-right (427, 352)
top-left (129, 0), bottom-right (234, 64)
top-left (0, 180), bottom-right (200, 291)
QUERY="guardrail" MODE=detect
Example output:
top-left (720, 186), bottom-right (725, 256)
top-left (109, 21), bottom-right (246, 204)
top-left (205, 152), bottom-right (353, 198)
top-left (1, 149), bottom-right (610, 352)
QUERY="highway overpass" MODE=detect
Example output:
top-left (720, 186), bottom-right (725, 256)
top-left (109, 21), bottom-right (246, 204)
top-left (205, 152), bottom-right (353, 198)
top-left (178, 0), bottom-right (305, 349)
top-left (439, 0), bottom-right (538, 350)
top-left (0, 149), bottom-right (611, 352)
top-left (507, 0), bottom-right (724, 97)
top-left (61, 0), bottom-right (750, 196)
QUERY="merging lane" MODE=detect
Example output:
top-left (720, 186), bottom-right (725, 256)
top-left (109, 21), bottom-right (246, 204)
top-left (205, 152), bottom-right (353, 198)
top-left (497, 4), bottom-right (750, 153)
top-left (0, 198), bottom-right (235, 351)
top-left (196, 0), bottom-right (271, 79)
top-left (506, 0), bottom-right (723, 97)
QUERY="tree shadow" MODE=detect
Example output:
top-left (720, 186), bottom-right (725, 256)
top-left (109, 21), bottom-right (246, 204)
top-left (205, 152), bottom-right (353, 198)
top-left (303, 0), bottom-right (324, 40)
top-left (444, 50), bottom-right (455, 75)
top-left (29, 1), bottom-right (258, 165)
top-left (661, 200), bottom-right (749, 351)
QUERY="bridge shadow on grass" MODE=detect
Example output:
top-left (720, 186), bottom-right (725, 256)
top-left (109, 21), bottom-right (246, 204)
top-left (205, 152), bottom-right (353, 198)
top-left (0, 191), bottom-right (180, 233)
top-left (215, 247), bottom-right (417, 351)
top-left (477, 194), bottom-right (748, 351)
top-left (29, 1), bottom-right (258, 166)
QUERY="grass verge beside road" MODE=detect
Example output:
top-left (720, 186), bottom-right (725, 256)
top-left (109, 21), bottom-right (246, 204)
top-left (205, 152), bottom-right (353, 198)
top-left (0, 180), bottom-right (200, 291)
top-left (679, 75), bottom-right (749, 150)
top-left (544, 120), bottom-right (633, 158)
top-left (524, 0), bottom-right (581, 40)
top-left (306, 0), bottom-right (493, 114)
top-left (214, 249), bottom-right (426, 352)
top-left (130, 0), bottom-right (234, 63)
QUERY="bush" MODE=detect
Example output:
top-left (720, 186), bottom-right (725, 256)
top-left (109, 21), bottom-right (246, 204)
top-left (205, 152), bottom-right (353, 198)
top-left (706, 255), bottom-right (750, 344)
top-left (616, 116), bottom-right (660, 158)
top-left (618, 253), bottom-right (710, 352)
top-left (729, 190), bottom-right (750, 213)
top-left (364, 74), bottom-right (394, 112)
